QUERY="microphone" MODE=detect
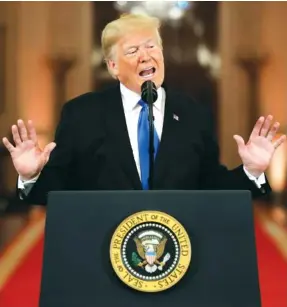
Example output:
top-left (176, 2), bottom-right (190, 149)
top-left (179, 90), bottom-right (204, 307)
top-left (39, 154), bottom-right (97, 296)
top-left (140, 80), bottom-right (158, 190)
top-left (141, 80), bottom-right (158, 105)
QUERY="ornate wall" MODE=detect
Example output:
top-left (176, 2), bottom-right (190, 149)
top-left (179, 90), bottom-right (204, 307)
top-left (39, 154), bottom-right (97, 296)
top-left (219, 1), bottom-right (287, 189)
top-left (0, 1), bottom-right (93, 190)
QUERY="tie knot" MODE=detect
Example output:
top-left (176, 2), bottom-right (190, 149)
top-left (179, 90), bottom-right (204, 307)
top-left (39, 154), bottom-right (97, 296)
top-left (138, 99), bottom-right (147, 108)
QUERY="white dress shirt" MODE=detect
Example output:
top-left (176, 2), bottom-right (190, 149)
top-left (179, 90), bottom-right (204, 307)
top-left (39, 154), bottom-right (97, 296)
top-left (120, 83), bottom-right (165, 178)
top-left (18, 83), bottom-right (266, 192)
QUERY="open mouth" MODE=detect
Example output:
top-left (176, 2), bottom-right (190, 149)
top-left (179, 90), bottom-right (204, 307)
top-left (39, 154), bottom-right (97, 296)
top-left (139, 67), bottom-right (156, 79)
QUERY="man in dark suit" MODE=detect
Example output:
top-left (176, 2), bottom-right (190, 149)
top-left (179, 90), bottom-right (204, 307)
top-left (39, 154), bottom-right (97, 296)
top-left (2, 14), bottom-right (286, 205)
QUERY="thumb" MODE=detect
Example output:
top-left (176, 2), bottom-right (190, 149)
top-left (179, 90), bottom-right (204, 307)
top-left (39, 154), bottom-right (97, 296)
top-left (43, 142), bottom-right (56, 160)
top-left (233, 135), bottom-right (245, 150)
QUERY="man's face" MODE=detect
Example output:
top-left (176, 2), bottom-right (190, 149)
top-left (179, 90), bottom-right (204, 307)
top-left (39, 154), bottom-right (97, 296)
top-left (108, 29), bottom-right (165, 94)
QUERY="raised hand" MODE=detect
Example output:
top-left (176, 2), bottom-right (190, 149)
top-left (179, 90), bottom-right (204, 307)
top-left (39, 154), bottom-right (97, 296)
top-left (233, 115), bottom-right (286, 178)
top-left (2, 119), bottom-right (56, 181)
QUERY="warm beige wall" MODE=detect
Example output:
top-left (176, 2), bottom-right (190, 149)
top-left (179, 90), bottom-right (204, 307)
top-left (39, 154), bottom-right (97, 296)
top-left (17, 2), bottom-right (53, 143)
top-left (260, 2), bottom-right (287, 127)
top-left (17, 1), bottom-right (93, 142)
top-left (218, 2), bottom-right (263, 168)
top-left (49, 1), bottom-right (93, 101)
top-left (259, 2), bottom-right (287, 190)
top-left (0, 2), bottom-right (18, 136)
top-left (219, 1), bottom-right (287, 189)
top-left (0, 2), bottom-right (20, 190)
top-left (0, 1), bottom-right (93, 190)
top-left (0, 1), bottom-right (93, 139)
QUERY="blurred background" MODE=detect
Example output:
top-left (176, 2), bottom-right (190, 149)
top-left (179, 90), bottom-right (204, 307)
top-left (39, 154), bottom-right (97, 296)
top-left (0, 1), bottom-right (286, 307)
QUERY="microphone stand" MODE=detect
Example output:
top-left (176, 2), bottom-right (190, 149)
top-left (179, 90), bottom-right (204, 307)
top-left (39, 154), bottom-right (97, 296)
top-left (147, 89), bottom-right (155, 190)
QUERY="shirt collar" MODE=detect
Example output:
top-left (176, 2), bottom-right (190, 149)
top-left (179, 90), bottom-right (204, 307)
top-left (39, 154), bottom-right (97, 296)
top-left (120, 83), bottom-right (163, 112)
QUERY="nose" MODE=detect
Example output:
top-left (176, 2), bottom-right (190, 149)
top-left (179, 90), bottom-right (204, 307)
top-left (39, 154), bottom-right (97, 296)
top-left (139, 48), bottom-right (151, 63)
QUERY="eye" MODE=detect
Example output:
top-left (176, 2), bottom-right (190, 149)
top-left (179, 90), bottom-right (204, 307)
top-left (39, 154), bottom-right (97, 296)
top-left (147, 44), bottom-right (155, 49)
top-left (126, 48), bottom-right (137, 55)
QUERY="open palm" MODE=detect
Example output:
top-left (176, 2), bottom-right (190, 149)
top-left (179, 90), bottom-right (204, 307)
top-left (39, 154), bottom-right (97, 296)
top-left (2, 119), bottom-right (56, 181)
top-left (234, 115), bottom-right (286, 178)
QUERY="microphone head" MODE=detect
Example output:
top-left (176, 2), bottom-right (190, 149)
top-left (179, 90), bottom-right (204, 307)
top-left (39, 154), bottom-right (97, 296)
top-left (141, 80), bottom-right (158, 104)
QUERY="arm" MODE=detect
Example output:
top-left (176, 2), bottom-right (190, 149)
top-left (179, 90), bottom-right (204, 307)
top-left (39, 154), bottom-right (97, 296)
top-left (20, 104), bottom-right (75, 205)
top-left (198, 107), bottom-right (275, 198)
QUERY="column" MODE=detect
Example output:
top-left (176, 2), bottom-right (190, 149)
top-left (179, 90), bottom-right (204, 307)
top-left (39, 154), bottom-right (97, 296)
top-left (218, 2), bottom-right (263, 168)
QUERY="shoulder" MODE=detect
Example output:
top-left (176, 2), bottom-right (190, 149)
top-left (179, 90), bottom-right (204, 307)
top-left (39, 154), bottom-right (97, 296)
top-left (62, 85), bottom-right (119, 114)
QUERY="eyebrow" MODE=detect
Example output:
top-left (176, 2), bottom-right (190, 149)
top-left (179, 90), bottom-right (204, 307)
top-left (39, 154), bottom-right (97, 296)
top-left (125, 45), bottom-right (138, 51)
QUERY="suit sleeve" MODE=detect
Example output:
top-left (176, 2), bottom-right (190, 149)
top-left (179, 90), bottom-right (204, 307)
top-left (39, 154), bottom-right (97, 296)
top-left (198, 105), bottom-right (272, 199)
top-left (19, 103), bottom-right (75, 206)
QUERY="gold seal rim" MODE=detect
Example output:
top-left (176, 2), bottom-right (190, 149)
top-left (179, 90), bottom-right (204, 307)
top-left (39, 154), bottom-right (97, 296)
top-left (110, 210), bottom-right (192, 292)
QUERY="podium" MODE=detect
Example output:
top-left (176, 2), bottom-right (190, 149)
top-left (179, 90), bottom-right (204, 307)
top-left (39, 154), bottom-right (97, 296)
top-left (39, 190), bottom-right (261, 307)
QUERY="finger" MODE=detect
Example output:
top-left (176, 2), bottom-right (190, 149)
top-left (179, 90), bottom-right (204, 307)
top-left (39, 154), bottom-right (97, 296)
top-left (273, 135), bottom-right (287, 149)
top-left (17, 119), bottom-right (28, 141)
top-left (2, 137), bottom-right (15, 153)
top-left (12, 125), bottom-right (22, 145)
top-left (43, 142), bottom-right (56, 160)
top-left (250, 116), bottom-right (264, 139)
top-left (233, 135), bottom-right (245, 150)
top-left (267, 122), bottom-right (280, 141)
top-left (27, 120), bottom-right (38, 144)
top-left (260, 115), bottom-right (273, 137)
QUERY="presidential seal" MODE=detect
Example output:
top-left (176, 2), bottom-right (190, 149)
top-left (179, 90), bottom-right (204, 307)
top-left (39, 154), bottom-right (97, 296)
top-left (110, 211), bottom-right (191, 292)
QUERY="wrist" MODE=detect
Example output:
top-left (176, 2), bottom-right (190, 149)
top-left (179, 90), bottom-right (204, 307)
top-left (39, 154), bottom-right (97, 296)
top-left (243, 166), bottom-right (262, 179)
top-left (19, 173), bottom-right (40, 182)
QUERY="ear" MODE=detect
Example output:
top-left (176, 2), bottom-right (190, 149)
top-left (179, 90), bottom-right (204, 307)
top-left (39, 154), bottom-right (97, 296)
top-left (107, 59), bottom-right (119, 77)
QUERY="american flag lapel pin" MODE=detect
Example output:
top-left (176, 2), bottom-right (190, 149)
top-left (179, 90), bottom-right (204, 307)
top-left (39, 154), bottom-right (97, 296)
top-left (173, 113), bottom-right (179, 121)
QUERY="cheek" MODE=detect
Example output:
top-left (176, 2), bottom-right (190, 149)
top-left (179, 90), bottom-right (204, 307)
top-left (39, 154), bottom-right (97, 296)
top-left (120, 59), bottom-right (138, 72)
top-left (152, 51), bottom-right (164, 64)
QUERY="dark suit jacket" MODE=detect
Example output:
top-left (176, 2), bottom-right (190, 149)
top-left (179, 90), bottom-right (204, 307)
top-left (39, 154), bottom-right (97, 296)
top-left (21, 83), bottom-right (271, 205)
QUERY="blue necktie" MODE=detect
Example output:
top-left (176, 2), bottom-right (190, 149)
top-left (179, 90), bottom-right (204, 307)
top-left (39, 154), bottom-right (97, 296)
top-left (137, 100), bottom-right (160, 190)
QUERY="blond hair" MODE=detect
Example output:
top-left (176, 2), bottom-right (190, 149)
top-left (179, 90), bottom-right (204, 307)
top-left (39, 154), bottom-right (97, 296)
top-left (101, 13), bottom-right (162, 63)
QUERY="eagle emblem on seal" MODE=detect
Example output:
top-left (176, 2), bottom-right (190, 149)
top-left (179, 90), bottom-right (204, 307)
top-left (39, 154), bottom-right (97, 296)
top-left (131, 230), bottom-right (171, 273)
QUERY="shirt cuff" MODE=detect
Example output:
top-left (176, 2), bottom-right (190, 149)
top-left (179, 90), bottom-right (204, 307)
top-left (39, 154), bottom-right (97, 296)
top-left (243, 166), bottom-right (266, 188)
top-left (17, 173), bottom-right (40, 189)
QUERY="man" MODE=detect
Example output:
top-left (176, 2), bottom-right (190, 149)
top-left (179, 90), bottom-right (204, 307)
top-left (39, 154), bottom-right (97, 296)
top-left (2, 14), bottom-right (286, 205)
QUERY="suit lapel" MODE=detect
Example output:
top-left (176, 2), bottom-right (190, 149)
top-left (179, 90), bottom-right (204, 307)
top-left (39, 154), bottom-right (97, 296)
top-left (103, 83), bottom-right (185, 190)
top-left (104, 84), bottom-right (142, 190)
top-left (154, 87), bottom-right (182, 184)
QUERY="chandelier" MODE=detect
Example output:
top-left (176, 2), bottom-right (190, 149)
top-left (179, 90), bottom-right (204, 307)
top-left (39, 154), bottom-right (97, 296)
top-left (114, 1), bottom-right (192, 21)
